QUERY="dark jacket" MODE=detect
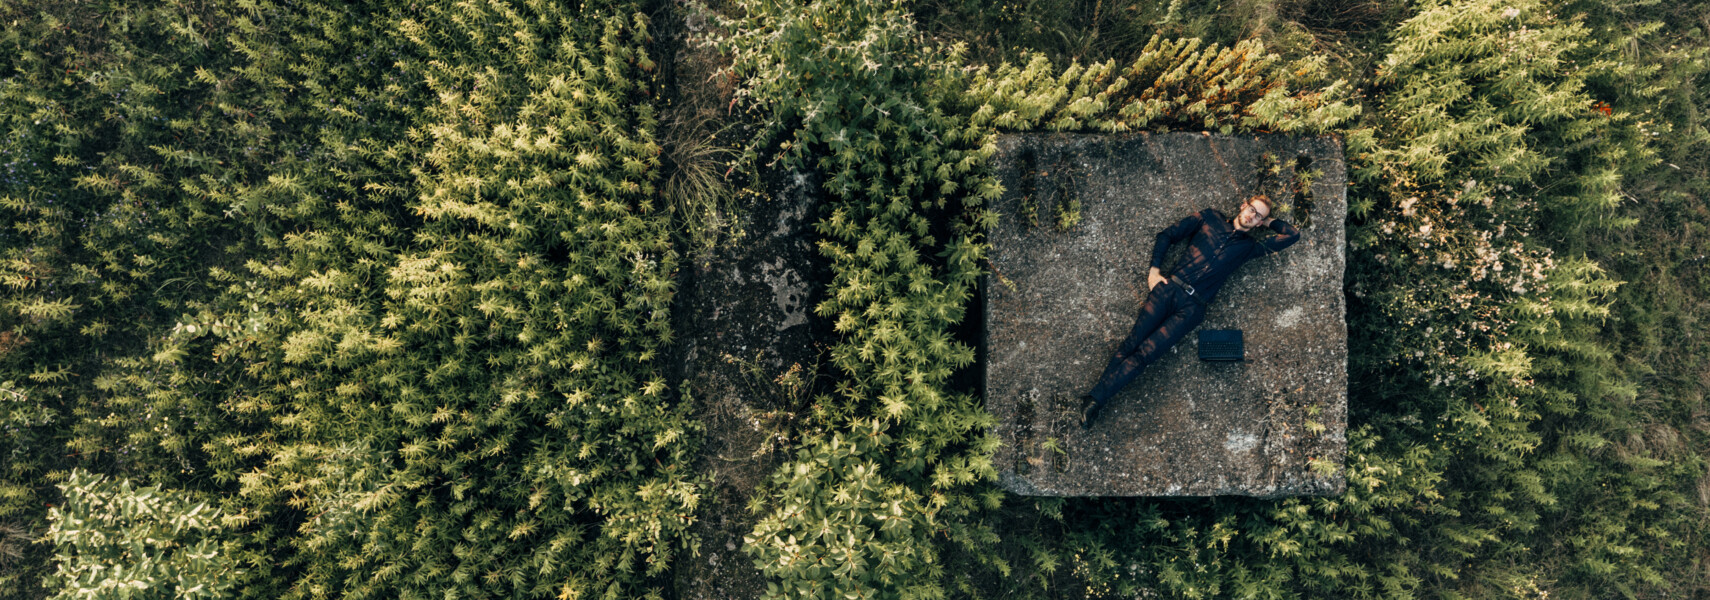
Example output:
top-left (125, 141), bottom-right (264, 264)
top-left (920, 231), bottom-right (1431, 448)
top-left (1149, 208), bottom-right (1299, 301)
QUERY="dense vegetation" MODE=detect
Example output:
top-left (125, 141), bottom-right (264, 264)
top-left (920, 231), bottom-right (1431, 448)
top-left (2, 1), bottom-right (696, 598)
top-left (1, 0), bottom-right (1705, 599)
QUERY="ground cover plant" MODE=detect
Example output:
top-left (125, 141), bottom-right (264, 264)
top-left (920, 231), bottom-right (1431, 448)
top-left (0, 0), bottom-right (1705, 598)
top-left (709, 3), bottom-right (1005, 596)
top-left (2, 0), bottom-right (699, 598)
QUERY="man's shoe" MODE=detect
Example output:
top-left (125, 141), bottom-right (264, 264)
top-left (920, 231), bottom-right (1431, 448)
top-left (1078, 394), bottom-right (1102, 430)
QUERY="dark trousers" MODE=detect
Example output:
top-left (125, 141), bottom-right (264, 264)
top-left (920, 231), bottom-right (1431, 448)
top-left (1087, 281), bottom-right (1207, 406)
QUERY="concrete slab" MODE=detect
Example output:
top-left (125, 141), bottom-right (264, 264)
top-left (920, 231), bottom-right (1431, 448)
top-left (983, 132), bottom-right (1348, 497)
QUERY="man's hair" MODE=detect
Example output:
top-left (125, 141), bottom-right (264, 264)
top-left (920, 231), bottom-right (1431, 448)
top-left (1243, 194), bottom-right (1274, 214)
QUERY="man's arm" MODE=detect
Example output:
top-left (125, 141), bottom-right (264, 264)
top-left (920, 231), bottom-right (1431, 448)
top-left (1150, 210), bottom-right (1204, 270)
top-left (1250, 218), bottom-right (1300, 258)
top-left (1147, 210), bottom-right (1205, 289)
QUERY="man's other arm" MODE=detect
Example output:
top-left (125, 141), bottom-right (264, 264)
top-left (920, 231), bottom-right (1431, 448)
top-left (1150, 210), bottom-right (1205, 270)
top-left (1251, 218), bottom-right (1300, 258)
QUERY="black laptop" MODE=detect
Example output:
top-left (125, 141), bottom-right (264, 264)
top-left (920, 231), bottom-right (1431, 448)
top-left (1197, 329), bottom-right (1244, 362)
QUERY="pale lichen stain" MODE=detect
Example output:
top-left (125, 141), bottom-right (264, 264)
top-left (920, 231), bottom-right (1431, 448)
top-left (1225, 430), bottom-right (1259, 454)
top-left (758, 257), bottom-right (808, 331)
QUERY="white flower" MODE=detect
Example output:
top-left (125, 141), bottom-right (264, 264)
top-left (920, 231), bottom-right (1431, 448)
top-left (1501, 7), bottom-right (1520, 19)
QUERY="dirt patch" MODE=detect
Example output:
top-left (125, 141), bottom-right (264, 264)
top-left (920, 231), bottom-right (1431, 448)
top-left (647, 4), bottom-right (845, 597)
top-left (664, 162), bottom-right (839, 599)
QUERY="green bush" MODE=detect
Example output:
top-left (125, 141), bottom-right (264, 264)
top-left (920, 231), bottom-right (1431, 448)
top-left (1344, 0), bottom-right (1703, 595)
top-left (711, 1), bottom-right (1001, 597)
top-left (44, 469), bottom-right (242, 600)
top-left (0, 1), bottom-right (312, 594)
top-left (187, 5), bottom-right (699, 598)
top-left (3, 1), bottom-right (702, 598)
top-left (952, 35), bottom-right (1357, 135)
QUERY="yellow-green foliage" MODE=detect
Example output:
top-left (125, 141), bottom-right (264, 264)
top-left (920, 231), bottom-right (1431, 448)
top-left (208, 6), bottom-right (697, 599)
top-left (44, 469), bottom-right (242, 600)
top-left (953, 35), bottom-right (1359, 134)
top-left (3, 1), bottom-right (699, 599)
top-left (1338, 0), bottom-right (1704, 595)
top-left (714, 1), bottom-right (1002, 597)
top-left (0, 2), bottom-right (311, 594)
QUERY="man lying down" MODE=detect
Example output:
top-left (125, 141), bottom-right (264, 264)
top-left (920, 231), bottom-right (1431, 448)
top-left (1078, 194), bottom-right (1301, 429)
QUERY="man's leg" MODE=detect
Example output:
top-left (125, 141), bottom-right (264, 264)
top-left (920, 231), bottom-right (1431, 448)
top-left (1085, 285), bottom-right (1180, 405)
top-left (1083, 295), bottom-right (1208, 427)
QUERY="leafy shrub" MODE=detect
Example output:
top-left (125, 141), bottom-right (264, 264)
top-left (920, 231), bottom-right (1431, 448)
top-left (181, 5), bottom-right (700, 599)
top-left (44, 469), bottom-right (242, 600)
top-left (710, 1), bottom-right (1002, 597)
top-left (1343, 0), bottom-right (1703, 594)
top-left (4, 1), bottom-right (702, 598)
top-left (952, 35), bottom-right (1358, 135)
top-left (0, 1), bottom-right (313, 594)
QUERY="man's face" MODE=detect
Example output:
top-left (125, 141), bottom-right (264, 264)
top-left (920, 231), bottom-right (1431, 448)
top-left (1236, 200), bottom-right (1269, 230)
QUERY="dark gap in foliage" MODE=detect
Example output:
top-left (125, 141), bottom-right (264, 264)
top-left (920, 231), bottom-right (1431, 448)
top-left (1292, 154), bottom-right (1316, 228)
top-left (1016, 147), bottom-right (1039, 227)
